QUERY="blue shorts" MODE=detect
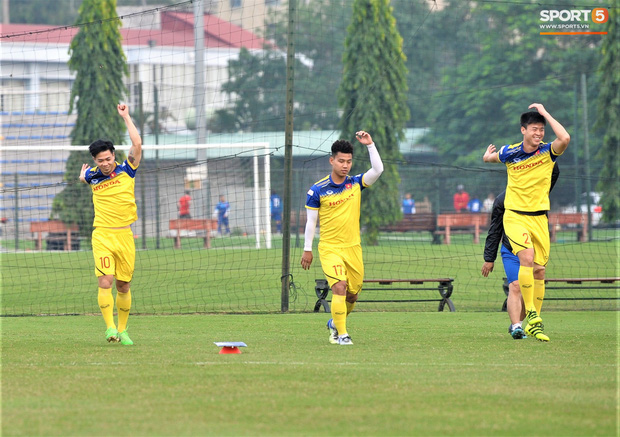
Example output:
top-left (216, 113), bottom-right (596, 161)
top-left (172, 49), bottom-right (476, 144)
top-left (501, 244), bottom-right (520, 284)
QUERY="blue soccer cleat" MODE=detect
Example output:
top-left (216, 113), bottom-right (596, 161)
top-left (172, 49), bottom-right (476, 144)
top-left (327, 318), bottom-right (338, 344)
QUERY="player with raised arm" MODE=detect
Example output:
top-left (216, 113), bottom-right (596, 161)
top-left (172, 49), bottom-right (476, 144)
top-left (79, 103), bottom-right (142, 345)
top-left (483, 103), bottom-right (570, 341)
top-left (482, 163), bottom-right (559, 340)
top-left (300, 131), bottom-right (384, 345)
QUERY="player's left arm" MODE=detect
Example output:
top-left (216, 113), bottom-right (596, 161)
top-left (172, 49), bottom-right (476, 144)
top-left (356, 131), bottom-right (383, 186)
top-left (529, 103), bottom-right (570, 155)
top-left (118, 103), bottom-right (143, 168)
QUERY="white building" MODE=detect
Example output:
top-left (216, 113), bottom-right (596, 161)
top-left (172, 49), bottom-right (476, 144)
top-left (0, 9), bottom-right (267, 123)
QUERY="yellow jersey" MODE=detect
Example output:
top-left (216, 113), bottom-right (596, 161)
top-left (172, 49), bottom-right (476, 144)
top-left (305, 173), bottom-right (367, 248)
top-left (498, 141), bottom-right (561, 212)
top-left (84, 160), bottom-right (139, 228)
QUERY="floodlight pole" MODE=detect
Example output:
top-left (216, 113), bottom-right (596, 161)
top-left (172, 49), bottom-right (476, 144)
top-left (281, 0), bottom-right (297, 313)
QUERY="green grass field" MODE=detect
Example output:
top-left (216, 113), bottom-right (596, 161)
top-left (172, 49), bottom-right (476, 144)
top-left (2, 311), bottom-right (617, 436)
top-left (2, 233), bottom-right (618, 315)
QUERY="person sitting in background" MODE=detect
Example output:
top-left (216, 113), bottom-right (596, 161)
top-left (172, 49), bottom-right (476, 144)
top-left (178, 190), bottom-right (192, 219)
top-left (402, 193), bottom-right (416, 215)
top-left (453, 184), bottom-right (469, 213)
top-left (467, 195), bottom-right (482, 213)
top-left (482, 193), bottom-right (495, 213)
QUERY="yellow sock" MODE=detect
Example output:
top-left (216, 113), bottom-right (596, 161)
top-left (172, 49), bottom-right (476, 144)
top-left (98, 287), bottom-right (116, 329)
top-left (518, 266), bottom-right (535, 312)
top-left (346, 300), bottom-right (356, 315)
top-left (533, 279), bottom-right (545, 315)
top-left (116, 289), bottom-right (131, 333)
top-left (331, 294), bottom-right (347, 335)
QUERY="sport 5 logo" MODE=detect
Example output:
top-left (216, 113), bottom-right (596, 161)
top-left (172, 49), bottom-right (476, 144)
top-left (540, 8), bottom-right (609, 24)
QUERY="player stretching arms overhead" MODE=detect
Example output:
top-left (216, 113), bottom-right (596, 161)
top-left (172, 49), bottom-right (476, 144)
top-left (79, 104), bottom-right (142, 345)
top-left (300, 131), bottom-right (384, 345)
top-left (483, 103), bottom-right (570, 341)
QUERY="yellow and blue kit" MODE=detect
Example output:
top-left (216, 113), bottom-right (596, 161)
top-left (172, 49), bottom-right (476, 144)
top-left (84, 160), bottom-right (139, 228)
top-left (85, 160), bottom-right (138, 280)
top-left (498, 141), bottom-right (561, 212)
top-left (305, 173), bottom-right (366, 248)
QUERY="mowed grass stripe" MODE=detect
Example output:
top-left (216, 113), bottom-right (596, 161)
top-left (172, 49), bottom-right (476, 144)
top-left (2, 311), bottom-right (616, 436)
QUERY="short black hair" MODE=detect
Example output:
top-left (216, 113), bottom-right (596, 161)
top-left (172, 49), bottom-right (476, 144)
top-left (520, 111), bottom-right (546, 128)
top-left (89, 139), bottom-right (115, 158)
top-left (331, 140), bottom-right (353, 157)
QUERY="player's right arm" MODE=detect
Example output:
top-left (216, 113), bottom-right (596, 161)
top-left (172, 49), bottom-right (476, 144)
top-left (300, 208), bottom-right (318, 270)
top-left (483, 144), bottom-right (501, 163)
top-left (79, 163), bottom-right (90, 184)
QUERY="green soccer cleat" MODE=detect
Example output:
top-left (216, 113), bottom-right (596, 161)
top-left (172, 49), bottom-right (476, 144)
top-left (526, 309), bottom-right (543, 326)
top-left (525, 323), bottom-right (549, 342)
top-left (118, 330), bottom-right (134, 346)
top-left (105, 327), bottom-right (120, 343)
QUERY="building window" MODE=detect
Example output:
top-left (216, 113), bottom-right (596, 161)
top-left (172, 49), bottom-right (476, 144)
top-left (231, 0), bottom-right (242, 8)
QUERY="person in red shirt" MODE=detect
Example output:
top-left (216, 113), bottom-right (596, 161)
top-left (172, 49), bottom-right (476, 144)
top-left (178, 190), bottom-right (192, 218)
top-left (453, 184), bottom-right (470, 213)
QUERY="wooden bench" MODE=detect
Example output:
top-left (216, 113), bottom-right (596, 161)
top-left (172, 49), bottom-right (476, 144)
top-left (314, 277), bottom-right (455, 312)
top-left (291, 209), bottom-right (307, 234)
top-left (501, 277), bottom-right (619, 310)
top-left (380, 213), bottom-right (436, 232)
top-left (169, 219), bottom-right (217, 249)
top-left (436, 213), bottom-right (489, 244)
top-left (548, 212), bottom-right (588, 242)
top-left (30, 220), bottom-right (79, 251)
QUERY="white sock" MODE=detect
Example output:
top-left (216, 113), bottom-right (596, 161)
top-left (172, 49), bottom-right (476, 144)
top-left (511, 323), bottom-right (522, 330)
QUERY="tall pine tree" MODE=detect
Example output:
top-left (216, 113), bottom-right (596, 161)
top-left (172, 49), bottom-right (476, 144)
top-left (52, 0), bottom-right (128, 235)
top-left (595, 6), bottom-right (619, 223)
top-left (338, 0), bottom-right (409, 245)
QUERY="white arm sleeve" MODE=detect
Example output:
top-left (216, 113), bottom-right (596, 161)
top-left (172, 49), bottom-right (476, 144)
top-left (303, 208), bottom-right (319, 251)
top-left (362, 142), bottom-right (384, 186)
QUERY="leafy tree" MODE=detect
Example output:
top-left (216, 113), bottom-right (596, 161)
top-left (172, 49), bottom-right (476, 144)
top-left (424, 1), bottom-right (604, 166)
top-left (212, 0), bottom-right (351, 132)
top-left (52, 0), bottom-right (128, 235)
top-left (390, 0), bottom-right (434, 127)
top-left (6, 0), bottom-right (79, 25)
top-left (211, 48), bottom-right (289, 132)
top-left (595, 7), bottom-right (619, 223)
top-left (212, 45), bottom-right (336, 132)
top-left (338, 0), bottom-right (409, 245)
top-left (264, 0), bottom-right (350, 131)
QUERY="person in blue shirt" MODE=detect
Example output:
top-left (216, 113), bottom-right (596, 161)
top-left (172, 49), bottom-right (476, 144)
top-left (402, 193), bottom-right (415, 215)
top-left (214, 195), bottom-right (230, 235)
top-left (467, 196), bottom-right (482, 213)
top-left (270, 191), bottom-right (283, 234)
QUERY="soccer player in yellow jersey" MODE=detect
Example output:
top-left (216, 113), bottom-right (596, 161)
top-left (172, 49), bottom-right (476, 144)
top-left (483, 103), bottom-right (570, 342)
top-left (300, 131), bottom-right (384, 345)
top-left (79, 103), bottom-right (142, 345)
